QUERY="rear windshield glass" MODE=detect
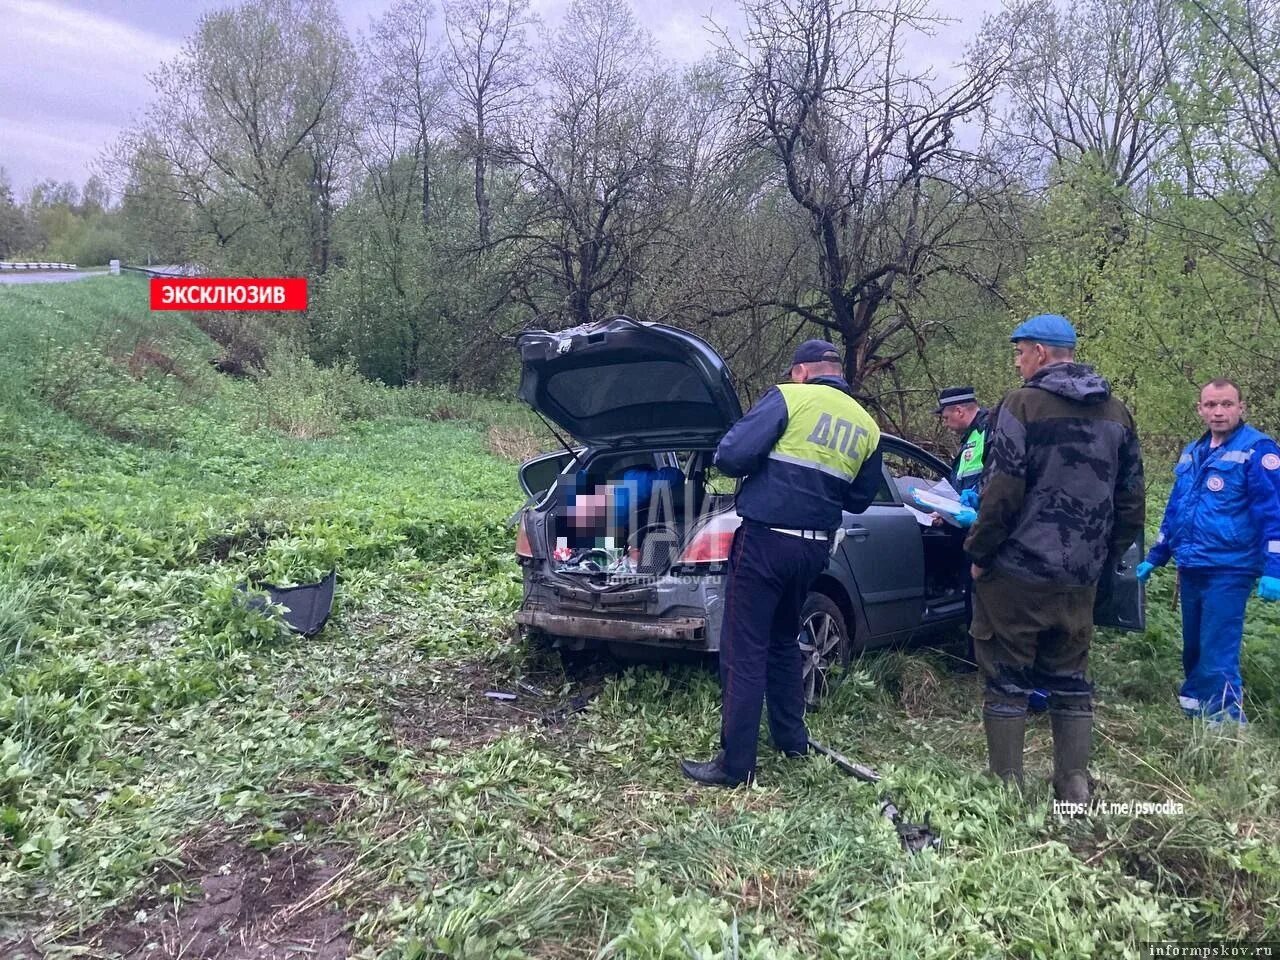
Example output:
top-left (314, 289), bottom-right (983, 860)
top-left (546, 360), bottom-right (715, 417)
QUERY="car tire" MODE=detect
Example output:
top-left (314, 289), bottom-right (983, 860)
top-left (799, 592), bottom-right (851, 709)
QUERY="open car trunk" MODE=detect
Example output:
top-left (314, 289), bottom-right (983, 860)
top-left (516, 317), bottom-right (742, 447)
top-left (536, 448), bottom-right (735, 586)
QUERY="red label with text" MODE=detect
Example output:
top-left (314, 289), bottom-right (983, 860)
top-left (150, 278), bottom-right (307, 311)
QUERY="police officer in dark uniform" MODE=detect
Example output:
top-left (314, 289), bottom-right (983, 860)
top-left (680, 340), bottom-right (884, 787)
top-left (934, 386), bottom-right (989, 670)
top-left (935, 386), bottom-right (989, 502)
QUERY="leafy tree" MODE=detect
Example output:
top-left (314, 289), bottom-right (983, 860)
top-left (116, 0), bottom-right (358, 275)
top-left (0, 167), bottom-right (38, 258)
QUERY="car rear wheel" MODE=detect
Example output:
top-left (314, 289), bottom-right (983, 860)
top-left (799, 593), bottom-right (850, 709)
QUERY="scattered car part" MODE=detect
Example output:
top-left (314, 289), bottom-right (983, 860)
top-left (807, 738), bottom-right (881, 783)
top-left (516, 680), bottom-right (553, 698)
top-left (880, 793), bottom-right (943, 854)
top-left (541, 693), bottom-right (592, 725)
top-left (238, 570), bottom-right (336, 637)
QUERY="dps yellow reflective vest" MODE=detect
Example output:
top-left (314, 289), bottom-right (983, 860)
top-left (714, 376), bottom-right (883, 530)
top-left (950, 409), bottom-right (989, 495)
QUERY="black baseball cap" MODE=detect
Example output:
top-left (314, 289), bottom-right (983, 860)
top-left (934, 385), bottom-right (977, 414)
top-left (792, 339), bottom-right (841, 364)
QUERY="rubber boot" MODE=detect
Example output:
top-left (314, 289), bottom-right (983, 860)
top-left (983, 710), bottom-right (1026, 789)
top-left (1050, 710), bottom-right (1092, 804)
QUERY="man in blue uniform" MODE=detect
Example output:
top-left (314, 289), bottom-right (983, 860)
top-left (680, 340), bottom-right (884, 786)
top-left (1138, 378), bottom-right (1280, 723)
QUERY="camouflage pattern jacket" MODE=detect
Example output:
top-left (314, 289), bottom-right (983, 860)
top-left (964, 363), bottom-right (1145, 586)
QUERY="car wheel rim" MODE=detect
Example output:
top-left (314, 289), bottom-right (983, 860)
top-left (799, 610), bottom-right (843, 706)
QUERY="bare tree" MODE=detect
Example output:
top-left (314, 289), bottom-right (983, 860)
top-left (114, 0), bottom-right (356, 275)
top-left (1174, 0), bottom-right (1280, 345)
top-left (364, 0), bottom-right (448, 230)
top-left (443, 0), bottom-right (535, 248)
top-left (497, 0), bottom-right (689, 326)
top-left (717, 0), bottom-right (1014, 392)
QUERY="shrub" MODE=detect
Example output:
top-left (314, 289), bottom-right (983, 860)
top-left (191, 312), bottom-right (269, 378)
top-left (32, 345), bottom-right (190, 448)
top-left (252, 348), bottom-right (389, 438)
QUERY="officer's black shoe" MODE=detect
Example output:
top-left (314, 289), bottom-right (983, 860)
top-left (680, 751), bottom-right (751, 787)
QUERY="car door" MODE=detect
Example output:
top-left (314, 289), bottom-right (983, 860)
top-left (1093, 538), bottom-right (1145, 631)
top-left (834, 454), bottom-right (925, 642)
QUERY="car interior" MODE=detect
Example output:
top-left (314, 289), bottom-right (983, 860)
top-left (543, 448), bottom-right (729, 579)
top-left (878, 446), bottom-right (969, 614)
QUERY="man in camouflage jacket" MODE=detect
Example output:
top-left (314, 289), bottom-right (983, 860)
top-left (965, 314), bottom-right (1145, 802)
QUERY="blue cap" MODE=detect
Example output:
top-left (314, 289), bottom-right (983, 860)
top-left (1010, 313), bottom-right (1076, 348)
top-left (792, 339), bottom-right (841, 364)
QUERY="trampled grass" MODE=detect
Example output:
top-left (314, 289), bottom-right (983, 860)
top-left (1, 278), bottom-right (1278, 958)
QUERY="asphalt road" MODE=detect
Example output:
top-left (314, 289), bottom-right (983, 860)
top-left (0, 270), bottom-right (97, 284)
top-left (0, 265), bottom-right (194, 285)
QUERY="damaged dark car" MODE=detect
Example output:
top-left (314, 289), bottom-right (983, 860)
top-left (511, 316), bottom-right (1143, 704)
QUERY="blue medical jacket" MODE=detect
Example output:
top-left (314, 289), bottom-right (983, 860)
top-left (1147, 423), bottom-right (1280, 578)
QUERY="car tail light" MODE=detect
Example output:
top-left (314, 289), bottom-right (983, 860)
top-left (679, 513), bottom-right (741, 564)
top-left (515, 514), bottom-right (533, 559)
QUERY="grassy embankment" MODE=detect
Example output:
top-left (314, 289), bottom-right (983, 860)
top-left (1, 277), bottom-right (1278, 958)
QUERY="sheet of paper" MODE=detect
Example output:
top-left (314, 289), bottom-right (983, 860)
top-left (928, 479), bottom-right (960, 500)
top-left (911, 487), bottom-right (962, 514)
top-left (904, 504), bottom-right (935, 527)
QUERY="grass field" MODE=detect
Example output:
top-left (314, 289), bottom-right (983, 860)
top-left (1, 278), bottom-right (1279, 958)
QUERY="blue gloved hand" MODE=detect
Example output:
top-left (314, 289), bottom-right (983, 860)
top-left (954, 507), bottom-right (977, 528)
top-left (1136, 561), bottom-right (1155, 583)
top-left (1259, 576), bottom-right (1280, 601)
top-left (958, 489), bottom-right (980, 509)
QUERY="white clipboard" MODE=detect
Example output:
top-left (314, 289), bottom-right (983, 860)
top-left (910, 487), bottom-right (967, 528)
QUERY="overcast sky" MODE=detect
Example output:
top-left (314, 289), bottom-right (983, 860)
top-left (0, 0), bottom-right (1002, 197)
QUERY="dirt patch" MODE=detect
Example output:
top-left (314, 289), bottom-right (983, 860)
top-left (486, 424), bottom-right (550, 463)
top-left (79, 834), bottom-right (354, 960)
top-left (197, 519), bottom-right (288, 563)
top-left (390, 657), bottom-right (609, 752)
top-left (119, 340), bottom-right (194, 385)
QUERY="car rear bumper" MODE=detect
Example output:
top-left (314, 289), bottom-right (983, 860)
top-left (515, 608), bottom-right (707, 644)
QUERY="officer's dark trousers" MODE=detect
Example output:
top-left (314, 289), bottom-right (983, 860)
top-left (719, 520), bottom-right (830, 780)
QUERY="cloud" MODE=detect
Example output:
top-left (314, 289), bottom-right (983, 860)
top-left (651, 10), bottom-right (719, 63)
top-left (0, 0), bottom-right (181, 188)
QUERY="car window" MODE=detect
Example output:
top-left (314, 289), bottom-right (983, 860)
top-left (876, 445), bottom-right (953, 506)
top-left (519, 450), bottom-right (578, 499)
top-left (873, 469), bottom-right (897, 504)
top-left (882, 448), bottom-right (948, 485)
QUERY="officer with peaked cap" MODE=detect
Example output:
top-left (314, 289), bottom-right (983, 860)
top-left (680, 340), bottom-right (884, 786)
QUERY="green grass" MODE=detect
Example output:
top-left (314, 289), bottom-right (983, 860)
top-left (1, 278), bottom-right (1279, 958)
